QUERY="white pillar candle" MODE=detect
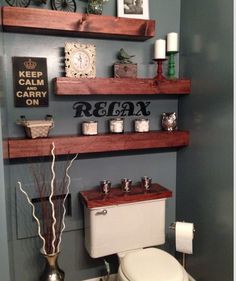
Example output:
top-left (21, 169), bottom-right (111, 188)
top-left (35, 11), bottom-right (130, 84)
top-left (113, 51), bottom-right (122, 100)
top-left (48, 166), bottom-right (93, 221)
top-left (167, 32), bottom-right (178, 52)
top-left (82, 121), bottom-right (98, 135)
top-left (109, 118), bottom-right (124, 133)
top-left (134, 119), bottom-right (149, 132)
top-left (154, 39), bottom-right (166, 59)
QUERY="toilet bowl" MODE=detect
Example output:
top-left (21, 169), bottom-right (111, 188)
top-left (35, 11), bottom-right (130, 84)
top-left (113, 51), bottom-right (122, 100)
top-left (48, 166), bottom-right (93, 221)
top-left (117, 248), bottom-right (189, 281)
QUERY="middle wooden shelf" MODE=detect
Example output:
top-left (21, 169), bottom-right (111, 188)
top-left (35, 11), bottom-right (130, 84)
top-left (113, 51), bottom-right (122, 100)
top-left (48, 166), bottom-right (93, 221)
top-left (8, 130), bottom-right (189, 159)
top-left (54, 77), bottom-right (191, 95)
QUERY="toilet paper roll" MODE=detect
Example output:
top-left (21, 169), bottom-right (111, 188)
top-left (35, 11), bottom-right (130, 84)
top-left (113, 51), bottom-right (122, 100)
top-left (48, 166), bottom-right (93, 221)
top-left (175, 221), bottom-right (194, 254)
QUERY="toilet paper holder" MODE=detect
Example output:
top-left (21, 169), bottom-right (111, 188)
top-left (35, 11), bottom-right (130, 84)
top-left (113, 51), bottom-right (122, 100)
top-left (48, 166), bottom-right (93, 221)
top-left (169, 222), bottom-right (195, 269)
top-left (169, 222), bottom-right (195, 236)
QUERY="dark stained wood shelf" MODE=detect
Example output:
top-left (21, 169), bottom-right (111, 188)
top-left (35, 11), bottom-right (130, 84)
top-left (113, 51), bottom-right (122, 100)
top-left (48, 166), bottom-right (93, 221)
top-left (80, 183), bottom-right (172, 208)
top-left (2, 6), bottom-right (155, 40)
top-left (54, 77), bottom-right (191, 95)
top-left (8, 130), bottom-right (189, 159)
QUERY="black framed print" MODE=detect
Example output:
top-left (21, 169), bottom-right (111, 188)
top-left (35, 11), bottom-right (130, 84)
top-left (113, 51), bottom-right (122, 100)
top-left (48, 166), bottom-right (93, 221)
top-left (117, 0), bottom-right (149, 19)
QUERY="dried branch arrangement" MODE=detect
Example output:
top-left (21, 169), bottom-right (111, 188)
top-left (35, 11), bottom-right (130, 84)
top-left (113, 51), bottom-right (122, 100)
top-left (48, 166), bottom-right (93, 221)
top-left (18, 142), bottom-right (78, 255)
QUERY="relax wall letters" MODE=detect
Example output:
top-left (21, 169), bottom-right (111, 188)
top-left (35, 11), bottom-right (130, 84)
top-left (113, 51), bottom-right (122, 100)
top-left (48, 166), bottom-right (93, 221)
top-left (73, 101), bottom-right (151, 117)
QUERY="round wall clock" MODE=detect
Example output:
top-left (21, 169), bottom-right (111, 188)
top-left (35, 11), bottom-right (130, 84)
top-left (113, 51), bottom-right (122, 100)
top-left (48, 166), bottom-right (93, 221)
top-left (65, 42), bottom-right (96, 78)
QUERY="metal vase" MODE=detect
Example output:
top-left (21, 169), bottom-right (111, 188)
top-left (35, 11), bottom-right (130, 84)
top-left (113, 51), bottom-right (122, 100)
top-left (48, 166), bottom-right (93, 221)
top-left (161, 112), bottom-right (177, 131)
top-left (40, 252), bottom-right (65, 281)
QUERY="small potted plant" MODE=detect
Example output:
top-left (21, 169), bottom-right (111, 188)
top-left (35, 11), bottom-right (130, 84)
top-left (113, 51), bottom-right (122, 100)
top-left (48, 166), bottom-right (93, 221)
top-left (87, 0), bottom-right (109, 15)
top-left (114, 48), bottom-right (137, 78)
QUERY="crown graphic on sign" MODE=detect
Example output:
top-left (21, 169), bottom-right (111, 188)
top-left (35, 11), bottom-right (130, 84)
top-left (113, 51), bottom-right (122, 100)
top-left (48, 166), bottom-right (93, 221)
top-left (24, 58), bottom-right (37, 70)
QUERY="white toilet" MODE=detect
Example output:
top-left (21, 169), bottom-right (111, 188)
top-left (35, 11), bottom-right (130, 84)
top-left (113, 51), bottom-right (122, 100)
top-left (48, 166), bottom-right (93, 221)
top-left (82, 192), bottom-right (189, 281)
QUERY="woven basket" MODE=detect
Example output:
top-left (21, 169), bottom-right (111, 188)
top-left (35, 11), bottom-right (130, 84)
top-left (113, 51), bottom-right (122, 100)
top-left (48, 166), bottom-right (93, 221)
top-left (17, 116), bottom-right (54, 139)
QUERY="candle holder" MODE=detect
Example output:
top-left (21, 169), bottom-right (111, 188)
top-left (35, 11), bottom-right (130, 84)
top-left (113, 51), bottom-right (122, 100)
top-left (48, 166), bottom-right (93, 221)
top-left (167, 51), bottom-right (178, 79)
top-left (153, 58), bottom-right (167, 81)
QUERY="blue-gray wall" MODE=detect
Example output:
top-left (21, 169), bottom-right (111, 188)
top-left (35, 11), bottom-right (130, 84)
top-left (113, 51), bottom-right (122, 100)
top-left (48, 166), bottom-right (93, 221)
top-left (2, 1), bottom-right (233, 280)
top-left (177, 0), bottom-right (233, 280)
top-left (0, 6), bottom-right (12, 281)
top-left (1, 1), bottom-right (182, 281)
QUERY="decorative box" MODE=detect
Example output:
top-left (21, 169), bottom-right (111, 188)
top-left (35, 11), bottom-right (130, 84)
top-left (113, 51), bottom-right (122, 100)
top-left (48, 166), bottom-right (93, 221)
top-left (114, 63), bottom-right (137, 78)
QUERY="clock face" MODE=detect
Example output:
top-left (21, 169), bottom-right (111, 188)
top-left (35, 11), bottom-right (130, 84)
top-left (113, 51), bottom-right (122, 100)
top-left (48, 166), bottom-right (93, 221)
top-left (65, 42), bottom-right (96, 78)
top-left (72, 50), bottom-right (90, 72)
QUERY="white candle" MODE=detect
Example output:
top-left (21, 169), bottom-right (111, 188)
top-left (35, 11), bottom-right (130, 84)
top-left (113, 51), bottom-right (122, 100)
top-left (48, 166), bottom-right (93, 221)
top-left (134, 119), bottom-right (149, 132)
top-left (109, 118), bottom-right (124, 133)
top-left (167, 32), bottom-right (178, 52)
top-left (154, 39), bottom-right (166, 59)
top-left (82, 121), bottom-right (98, 135)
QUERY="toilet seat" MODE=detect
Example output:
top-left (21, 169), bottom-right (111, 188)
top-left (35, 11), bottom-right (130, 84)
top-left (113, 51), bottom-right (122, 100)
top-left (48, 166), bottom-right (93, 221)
top-left (118, 248), bottom-right (189, 281)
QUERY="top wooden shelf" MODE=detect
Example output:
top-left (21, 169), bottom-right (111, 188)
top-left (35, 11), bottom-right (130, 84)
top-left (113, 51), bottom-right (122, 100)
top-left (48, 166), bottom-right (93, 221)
top-left (2, 6), bottom-right (155, 40)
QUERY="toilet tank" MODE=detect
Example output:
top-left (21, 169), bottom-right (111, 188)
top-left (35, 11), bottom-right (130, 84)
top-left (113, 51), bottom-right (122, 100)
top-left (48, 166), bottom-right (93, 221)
top-left (80, 184), bottom-right (172, 258)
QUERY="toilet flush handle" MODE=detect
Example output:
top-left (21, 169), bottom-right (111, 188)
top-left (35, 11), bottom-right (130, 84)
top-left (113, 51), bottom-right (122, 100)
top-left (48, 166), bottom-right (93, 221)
top-left (95, 209), bottom-right (108, 215)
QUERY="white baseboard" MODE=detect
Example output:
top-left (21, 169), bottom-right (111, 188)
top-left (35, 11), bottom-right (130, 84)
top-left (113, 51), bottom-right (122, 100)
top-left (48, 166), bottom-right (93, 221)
top-left (83, 274), bottom-right (117, 281)
top-left (83, 273), bottom-right (196, 281)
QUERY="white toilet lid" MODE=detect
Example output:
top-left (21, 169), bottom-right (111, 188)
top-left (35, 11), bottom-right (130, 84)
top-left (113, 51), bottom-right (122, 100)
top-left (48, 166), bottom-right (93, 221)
top-left (120, 248), bottom-right (185, 281)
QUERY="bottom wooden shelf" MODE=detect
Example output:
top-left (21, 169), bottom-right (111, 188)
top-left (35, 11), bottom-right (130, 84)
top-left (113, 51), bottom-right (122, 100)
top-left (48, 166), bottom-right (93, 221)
top-left (8, 130), bottom-right (189, 159)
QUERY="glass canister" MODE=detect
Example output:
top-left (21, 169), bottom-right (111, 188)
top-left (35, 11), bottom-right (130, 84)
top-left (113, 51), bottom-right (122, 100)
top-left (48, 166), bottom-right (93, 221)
top-left (141, 176), bottom-right (152, 191)
top-left (109, 118), bottom-right (124, 133)
top-left (121, 178), bottom-right (132, 193)
top-left (134, 118), bottom-right (149, 133)
top-left (82, 121), bottom-right (98, 135)
top-left (100, 180), bottom-right (111, 194)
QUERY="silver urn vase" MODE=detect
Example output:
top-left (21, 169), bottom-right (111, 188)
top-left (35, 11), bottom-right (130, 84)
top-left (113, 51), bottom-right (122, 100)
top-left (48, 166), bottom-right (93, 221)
top-left (40, 252), bottom-right (64, 281)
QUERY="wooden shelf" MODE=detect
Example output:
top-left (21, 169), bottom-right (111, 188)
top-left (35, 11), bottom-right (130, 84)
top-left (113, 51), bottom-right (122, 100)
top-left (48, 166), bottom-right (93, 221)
top-left (80, 183), bottom-right (172, 208)
top-left (54, 77), bottom-right (191, 95)
top-left (8, 130), bottom-right (189, 159)
top-left (2, 6), bottom-right (155, 40)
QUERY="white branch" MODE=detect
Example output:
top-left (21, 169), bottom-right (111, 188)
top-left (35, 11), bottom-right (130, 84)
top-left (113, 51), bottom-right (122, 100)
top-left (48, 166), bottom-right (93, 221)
top-left (56, 153), bottom-right (78, 252)
top-left (17, 181), bottom-right (47, 254)
top-left (49, 142), bottom-right (57, 254)
top-left (18, 143), bottom-right (78, 255)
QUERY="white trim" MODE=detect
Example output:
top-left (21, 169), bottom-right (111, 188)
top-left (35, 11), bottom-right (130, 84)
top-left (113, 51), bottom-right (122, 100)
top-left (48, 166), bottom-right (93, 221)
top-left (82, 273), bottom-right (196, 281)
top-left (83, 274), bottom-right (117, 281)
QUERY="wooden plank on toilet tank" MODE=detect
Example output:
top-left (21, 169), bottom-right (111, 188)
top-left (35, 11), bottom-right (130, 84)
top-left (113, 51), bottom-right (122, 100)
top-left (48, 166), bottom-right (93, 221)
top-left (79, 183), bottom-right (172, 208)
